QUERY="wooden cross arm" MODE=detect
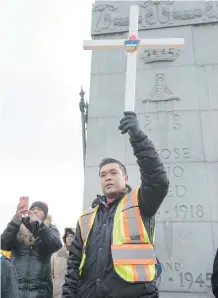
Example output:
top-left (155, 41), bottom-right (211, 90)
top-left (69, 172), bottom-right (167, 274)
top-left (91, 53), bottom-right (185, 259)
top-left (83, 39), bottom-right (126, 50)
top-left (83, 38), bottom-right (184, 50)
top-left (139, 38), bottom-right (184, 49)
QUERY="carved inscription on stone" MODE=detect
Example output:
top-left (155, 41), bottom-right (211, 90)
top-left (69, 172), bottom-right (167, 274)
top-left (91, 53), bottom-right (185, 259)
top-left (92, 1), bottom-right (218, 34)
top-left (140, 48), bottom-right (181, 64)
top-left (158, 204), bottom-right (205, 220)
top-left (144, 115), bottom-right (152, 131)
top-left (93, 4), bottom-right (117, 32)
top-left (165, 164), bottom-right (187, 199)
top-left (157, 148), bottom-right (191, 161)
top-left (173, 113), bottom-right (181, 130)
top-left (205, 1), bottom-right (218, 19)
top-left (156, 163), bottom-right (207, 222)
top-left (143, 73), bottom-right (181, 103)
top-left (140, 0), bottom-right (175, 26)
top-left (142, 113), bottom-right (205, 217)
top-left (173, 8), bottom-right (203, 20)
top-left (144, 112), bottom-right (181, 132)
top-left (178, 272), bottom-right (212, 289)
top-left (114, 16), bottom-right (142, 27)
top-left (158, 262), bottom-right (212, 291)
top-left (165, 164), bottom-right (187, 198)
top-left (174, 205), bottom-right (204, 219)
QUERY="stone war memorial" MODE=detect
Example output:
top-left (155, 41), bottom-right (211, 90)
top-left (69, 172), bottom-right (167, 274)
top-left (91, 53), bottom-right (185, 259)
top-left (83, 1), bottom-right (218, 297)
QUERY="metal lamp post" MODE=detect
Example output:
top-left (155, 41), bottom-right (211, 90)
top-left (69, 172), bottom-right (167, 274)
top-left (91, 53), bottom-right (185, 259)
top-left (79, 87), bottom-right (88, 169)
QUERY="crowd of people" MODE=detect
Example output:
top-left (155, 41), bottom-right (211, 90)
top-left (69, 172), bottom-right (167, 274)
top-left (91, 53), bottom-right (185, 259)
top-left (1, 111), bottom-right (218, 298)
top-left (1, 199), bottom-right (75, 298)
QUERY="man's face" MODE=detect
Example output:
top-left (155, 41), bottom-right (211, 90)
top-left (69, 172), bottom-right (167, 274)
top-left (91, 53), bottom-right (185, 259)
top-left (66, 234), bottom-right (74, 247)
top-left (30, 207), bottom-right (45, 221)
top-left (100, 163), bottom-right (128, 197)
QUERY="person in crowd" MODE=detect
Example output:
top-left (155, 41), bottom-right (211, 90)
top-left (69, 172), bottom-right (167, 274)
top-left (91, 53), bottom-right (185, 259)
top-left (62, 111), bottom-right (169, 298)
top-left (51, 228), bottom-right (75, 298)
top-left (212, 249), bottom-right (218, 297)
top-left (1, 252), bottom-right (19, 298)
top-left (1, 200), bottom-right (62, 298)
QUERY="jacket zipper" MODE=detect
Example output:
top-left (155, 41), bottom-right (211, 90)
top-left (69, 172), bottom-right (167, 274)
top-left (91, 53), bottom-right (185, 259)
top-left (97, 207), bottom-right (111, 278)
top-left (25, 245), bottom-right (32, 298)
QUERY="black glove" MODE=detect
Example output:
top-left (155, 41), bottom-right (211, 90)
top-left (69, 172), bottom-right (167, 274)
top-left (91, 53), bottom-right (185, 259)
top-left (22, 217), bottom-right (40, 234)
top-left (22, 216), bottom-right (32, 231)
top-left (118, 111), bottom-right (140, 135)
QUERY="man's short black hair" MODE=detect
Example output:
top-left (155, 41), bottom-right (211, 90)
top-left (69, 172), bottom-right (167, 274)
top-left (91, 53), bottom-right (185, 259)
top-left (99, 158), bottom-right (127, 175)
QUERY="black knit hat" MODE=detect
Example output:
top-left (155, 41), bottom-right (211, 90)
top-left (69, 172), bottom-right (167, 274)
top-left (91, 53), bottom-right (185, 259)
top-left (30, 201), bottom-right (48, 217)
top-left (63, 228), bottom-right (75, 244)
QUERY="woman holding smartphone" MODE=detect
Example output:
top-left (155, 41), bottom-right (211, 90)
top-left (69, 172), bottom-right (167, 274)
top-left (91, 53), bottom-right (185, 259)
top-left (1, 197), bottom-right (62, 298)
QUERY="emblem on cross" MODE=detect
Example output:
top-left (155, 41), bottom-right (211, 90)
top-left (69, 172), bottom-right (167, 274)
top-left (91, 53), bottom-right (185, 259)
top-left (124, 35), bottom-right (141, 53)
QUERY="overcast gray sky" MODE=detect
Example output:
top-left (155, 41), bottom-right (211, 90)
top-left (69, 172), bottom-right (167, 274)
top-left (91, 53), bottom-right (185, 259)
top-left (0, 0), bottom-right (93, 234)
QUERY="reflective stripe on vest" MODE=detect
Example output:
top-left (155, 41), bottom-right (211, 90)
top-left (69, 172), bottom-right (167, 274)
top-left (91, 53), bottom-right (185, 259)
top-left (78, 188), bottom-right (157, 282)
top-left (112, 244), bottom-right (157, 265)
top-left (79, 206), bottom-right (98, 244)
top-left (78, 206), bottom-right (99, 274)
top-left (121, 189), bottom-right (147, 243)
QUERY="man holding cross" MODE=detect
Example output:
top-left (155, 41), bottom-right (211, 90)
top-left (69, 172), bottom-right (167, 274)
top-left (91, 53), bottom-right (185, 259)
top-left (61, 5), bottom-right (183, 298)
top-left (61, 111), bottom-right (169, 298)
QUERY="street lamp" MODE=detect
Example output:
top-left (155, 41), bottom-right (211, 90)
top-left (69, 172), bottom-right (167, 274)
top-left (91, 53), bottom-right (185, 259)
top-left (79, 86), bottom-right (89, 169)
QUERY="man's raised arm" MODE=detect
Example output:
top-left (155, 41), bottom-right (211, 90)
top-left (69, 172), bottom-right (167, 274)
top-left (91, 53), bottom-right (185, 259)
top-left (119, 111), bottom-right (169, 217)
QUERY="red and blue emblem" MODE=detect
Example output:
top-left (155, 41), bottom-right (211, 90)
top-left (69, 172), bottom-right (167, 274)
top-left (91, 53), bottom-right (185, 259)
top-left (124, 35), bottom-right (141, 53)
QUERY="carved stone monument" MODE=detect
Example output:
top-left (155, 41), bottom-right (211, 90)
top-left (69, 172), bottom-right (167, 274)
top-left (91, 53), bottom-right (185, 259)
top-left (84, 1), bottom-right (218, 297)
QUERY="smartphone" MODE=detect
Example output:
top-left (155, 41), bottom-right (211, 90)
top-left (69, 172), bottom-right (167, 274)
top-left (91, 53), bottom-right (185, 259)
top-left (19, 196), bottom-right (29, 215)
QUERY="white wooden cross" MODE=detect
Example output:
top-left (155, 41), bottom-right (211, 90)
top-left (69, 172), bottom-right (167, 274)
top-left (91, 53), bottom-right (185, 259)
top-left (83, 5), bottom-right (184, 111)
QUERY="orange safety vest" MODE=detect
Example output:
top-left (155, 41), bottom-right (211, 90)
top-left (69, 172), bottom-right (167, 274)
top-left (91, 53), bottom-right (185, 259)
top-left (79, 188), bottom-right (157, 283)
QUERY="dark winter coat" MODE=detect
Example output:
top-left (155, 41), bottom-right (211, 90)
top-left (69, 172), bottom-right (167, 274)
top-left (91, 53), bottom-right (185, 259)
top-left (61, 130), bottom-right (169, 298)
top-left (1, 217), bottom-right (62, 298)
top-left (1, 253), bottom-right (19, 298)
top-left (212, 249), bottom-right (218, 297)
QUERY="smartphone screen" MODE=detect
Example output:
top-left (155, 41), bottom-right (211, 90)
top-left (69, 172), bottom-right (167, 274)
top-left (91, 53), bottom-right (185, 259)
top-left (19, 196), bottom-right (29, 214)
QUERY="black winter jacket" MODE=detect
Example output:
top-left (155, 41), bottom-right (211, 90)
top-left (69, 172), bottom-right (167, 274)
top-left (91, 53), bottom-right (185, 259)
top-left (212, 249), bottom-right (218, 297)
top-left (1, 254), bottom-right (19, 298)
top-left (62, 130), bottom-right (169, 298)
top-left (1, 219), bottom-right (62, 298)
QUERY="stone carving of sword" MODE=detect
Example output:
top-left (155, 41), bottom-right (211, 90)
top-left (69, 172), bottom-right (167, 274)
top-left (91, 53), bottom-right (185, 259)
top-left (163, 218), bottom-right (173, 260)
